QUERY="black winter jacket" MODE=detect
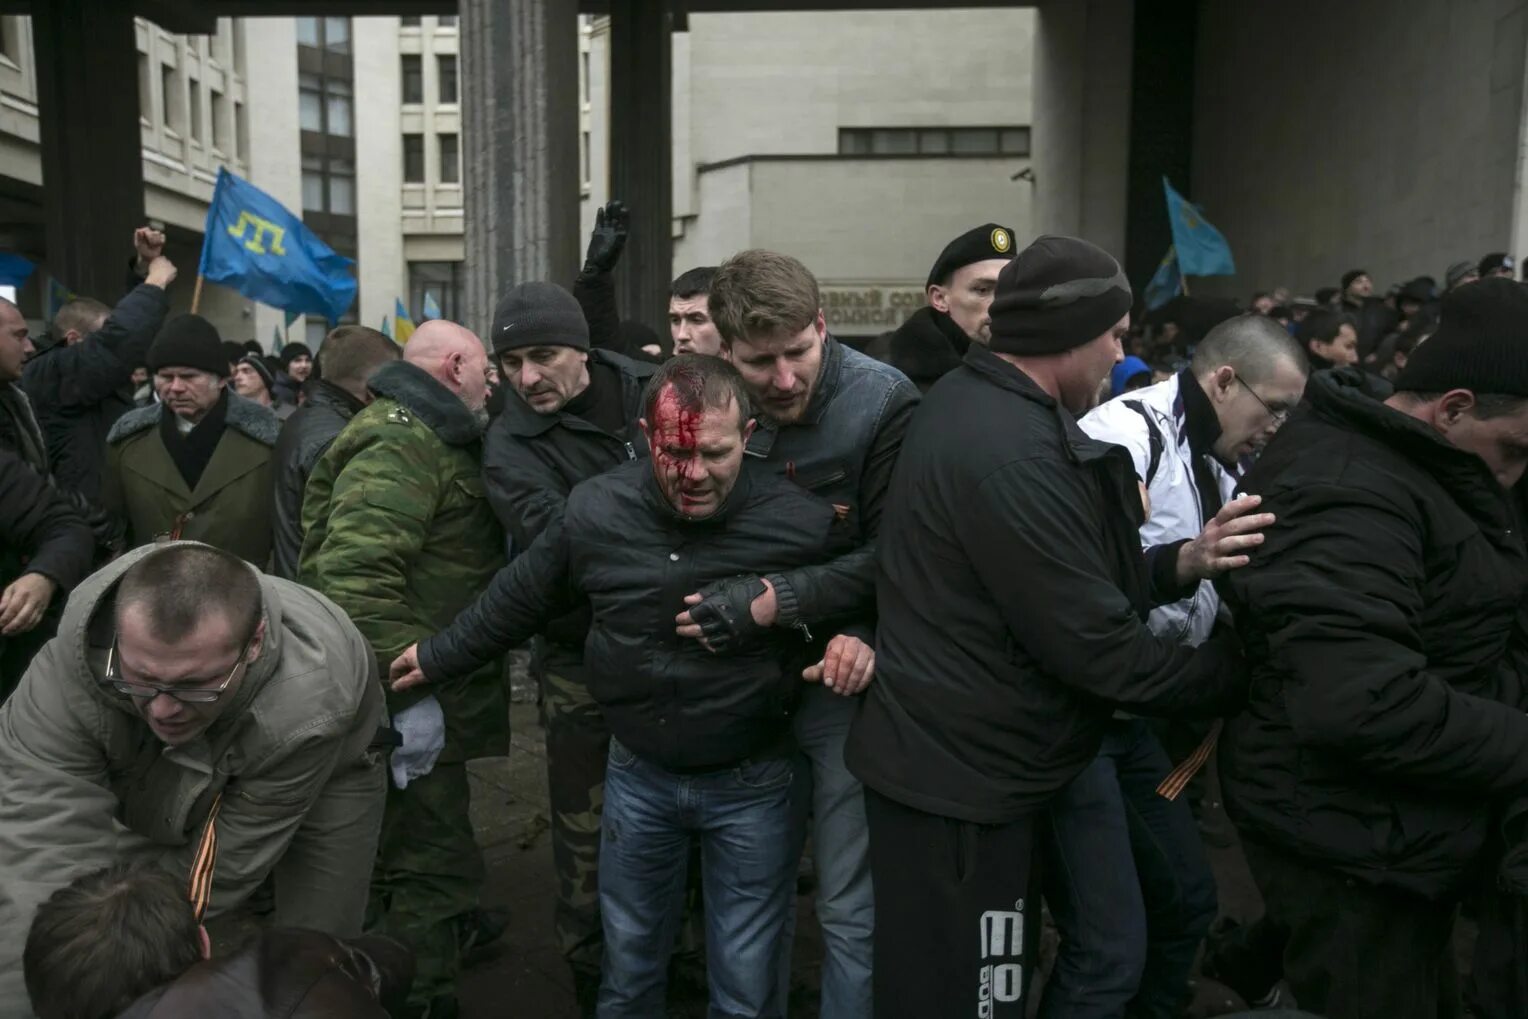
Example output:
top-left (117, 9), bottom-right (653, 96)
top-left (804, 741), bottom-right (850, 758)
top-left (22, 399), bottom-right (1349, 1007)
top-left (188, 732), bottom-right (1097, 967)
top-left (271, 380), bottom-right (367, 579)
top-left (481, 350), bottom-right (655, 653)
top-left (846, 345), bottom-right (1244, 824)
top-left (419, 459), bottom-right (854, 771)
top-left (873, 306), bottom-right (972, 393)
top-left (21, 280), bottom-right (170, 502)
top-left (1219, 368), bottom-right (1528, 898)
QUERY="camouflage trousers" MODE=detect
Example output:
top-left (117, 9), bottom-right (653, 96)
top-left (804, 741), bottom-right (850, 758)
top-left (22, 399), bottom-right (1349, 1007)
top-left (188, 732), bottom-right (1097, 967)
top-left (370, 758), bottom-right (484, 1008)
top-left (538, 651), bottom-right (612, 984)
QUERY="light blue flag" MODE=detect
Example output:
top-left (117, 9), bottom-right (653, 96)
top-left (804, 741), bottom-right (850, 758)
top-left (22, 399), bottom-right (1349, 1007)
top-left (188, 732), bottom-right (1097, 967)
top-left (422, 292), bottom-right (442, 321)
top-left (1144, 247), bottom-right (1183, 310)
top-left (0, 252), bottom-right (34, 288)
top-left (272, 325), bottom-right (284, 355)
top-left (199, 167), bottom-right (358, 321)
top-left (381, 314), bottom-right (390, 340)
top-left (1162, 177), bottom-right (1235, 277)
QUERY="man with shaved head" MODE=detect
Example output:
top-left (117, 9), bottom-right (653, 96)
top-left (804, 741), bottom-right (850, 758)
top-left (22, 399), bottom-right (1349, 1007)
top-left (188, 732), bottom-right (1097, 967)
top-left (299, 319), bottom-right (503, 1018)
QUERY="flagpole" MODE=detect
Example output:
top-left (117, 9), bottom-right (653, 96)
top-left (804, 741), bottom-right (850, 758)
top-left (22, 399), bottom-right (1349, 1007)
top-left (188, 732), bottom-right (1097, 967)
top-left (190, 274), bottom-right (204, 314)
top-left (1180, 275), bottom-right (1191, 298)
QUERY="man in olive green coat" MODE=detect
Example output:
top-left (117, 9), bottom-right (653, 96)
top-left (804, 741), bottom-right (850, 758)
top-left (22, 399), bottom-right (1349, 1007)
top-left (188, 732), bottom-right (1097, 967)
top-left (103, 315), bottom-right (278, 566)
top-left (300, 319), bottom-right (504, 1018)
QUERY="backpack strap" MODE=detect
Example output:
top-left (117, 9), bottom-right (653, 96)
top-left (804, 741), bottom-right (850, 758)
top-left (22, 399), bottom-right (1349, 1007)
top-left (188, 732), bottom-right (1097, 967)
top-left (1123, 400), bottom-right (1165, 485)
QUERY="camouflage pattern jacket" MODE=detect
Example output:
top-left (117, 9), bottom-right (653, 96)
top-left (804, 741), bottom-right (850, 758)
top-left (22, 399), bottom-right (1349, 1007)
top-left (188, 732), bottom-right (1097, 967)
top-left (299, 360), bottom-right (506, 760)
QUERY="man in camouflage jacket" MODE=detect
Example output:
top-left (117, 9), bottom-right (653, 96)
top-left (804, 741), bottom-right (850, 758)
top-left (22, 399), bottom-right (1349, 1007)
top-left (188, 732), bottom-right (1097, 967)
top-left (299, 321), bottom-right (502, 1019)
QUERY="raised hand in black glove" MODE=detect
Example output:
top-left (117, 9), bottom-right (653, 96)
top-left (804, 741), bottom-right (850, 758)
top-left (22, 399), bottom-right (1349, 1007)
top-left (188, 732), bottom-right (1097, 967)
top-left (675, 574), bottom-right (768, 653)
top-left (583, 200), bottom-right (630, 274)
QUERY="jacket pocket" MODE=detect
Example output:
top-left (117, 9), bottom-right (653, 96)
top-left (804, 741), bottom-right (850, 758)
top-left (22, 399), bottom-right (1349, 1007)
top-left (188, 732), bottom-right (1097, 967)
top-left (609, 737), bottom-right (638, 770)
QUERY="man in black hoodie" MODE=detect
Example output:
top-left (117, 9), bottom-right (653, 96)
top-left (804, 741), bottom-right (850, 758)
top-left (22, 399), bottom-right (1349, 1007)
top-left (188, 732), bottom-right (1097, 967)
top-left (1219, 278), bottom-right (1528, 1019)
top-left (874, 223), bottom-right (1015, 391)
top-left (847, 235), bottom-right (1267, 1018)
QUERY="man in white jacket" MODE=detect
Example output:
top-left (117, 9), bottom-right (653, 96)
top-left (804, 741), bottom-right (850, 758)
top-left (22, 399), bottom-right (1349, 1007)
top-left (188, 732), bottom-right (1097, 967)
top-left (1034, 313), bottom-right (1307, 1019)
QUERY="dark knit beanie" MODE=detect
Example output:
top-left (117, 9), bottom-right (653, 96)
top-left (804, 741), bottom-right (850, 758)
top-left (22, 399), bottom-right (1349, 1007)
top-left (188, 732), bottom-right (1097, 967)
top-left (926, 223), bottom-right (1017, 288)
top-left (278, 342), bottom-right (312, 370)
top-left (987, 236), bottom-right (1133, 356)
top-left (1341, 269), bottom-right (1368, 291)
top-left (236, 354), bottom-right (276, 395)
top-left (1395, 277), bottom-right (1528, 396)
top-left (148, 314), bottom-right (227, 377)
top-left (1479, 252), bottom-right (1515, 277)
top-left (490, 282), bottom-right (589, 353)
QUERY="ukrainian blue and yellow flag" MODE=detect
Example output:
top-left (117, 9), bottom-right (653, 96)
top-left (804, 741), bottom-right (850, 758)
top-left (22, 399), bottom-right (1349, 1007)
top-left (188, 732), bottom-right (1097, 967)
top-left (394, 298), bottom-right (416, 344)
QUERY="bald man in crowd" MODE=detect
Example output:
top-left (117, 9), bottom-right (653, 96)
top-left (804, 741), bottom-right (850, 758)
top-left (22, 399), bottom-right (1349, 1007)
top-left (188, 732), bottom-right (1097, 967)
top-left (300, 320), bottom-right (505, 1018)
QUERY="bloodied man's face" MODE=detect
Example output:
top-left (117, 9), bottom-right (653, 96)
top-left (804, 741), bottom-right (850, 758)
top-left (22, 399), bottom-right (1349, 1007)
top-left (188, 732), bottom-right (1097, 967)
top-left (639, 382), bottom-right (755, 520)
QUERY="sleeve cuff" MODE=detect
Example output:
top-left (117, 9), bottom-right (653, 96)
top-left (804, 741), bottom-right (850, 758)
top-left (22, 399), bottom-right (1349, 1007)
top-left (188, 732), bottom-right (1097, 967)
top-left (1146, 539), bottom-right (1195, 605)
top-left (766, 573), bottom-right (801, 628)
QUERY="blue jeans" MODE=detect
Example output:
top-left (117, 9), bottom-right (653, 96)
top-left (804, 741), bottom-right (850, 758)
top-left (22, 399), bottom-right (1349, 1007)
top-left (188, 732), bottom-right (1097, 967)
top-left (598, 738), bottom-right (796, 1019)
top-left (1038, 718), bottom-right (1218, 1019)
top-left (778, 685), bottom-right (875, 1018)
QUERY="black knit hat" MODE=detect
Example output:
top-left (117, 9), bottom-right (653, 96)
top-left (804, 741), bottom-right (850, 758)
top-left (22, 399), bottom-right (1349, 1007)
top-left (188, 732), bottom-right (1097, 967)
top-left (278, 342), bottom-right (312, 370)
top-left (1341, 269), bottom-right (1369, 291)
top-left (236, 353), bottom-right (276, 395)
top-left (1479, 252), bottom-right (1515, 277)
top-left (987, 235), bottom-right (1133, 356)
top-left (148, 314), bottom-right (227, 377)
top-left (490, 282), bottom-right (589, 354)
top-left (1395, 277), bottom-right (1528, 396)
top-left (926, 223), bottom-right (1017, 288)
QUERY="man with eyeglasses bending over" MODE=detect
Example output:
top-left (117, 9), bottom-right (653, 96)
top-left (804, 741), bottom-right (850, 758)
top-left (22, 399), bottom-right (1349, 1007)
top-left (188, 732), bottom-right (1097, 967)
top-left (0, 541), bottom-right (387, 1017)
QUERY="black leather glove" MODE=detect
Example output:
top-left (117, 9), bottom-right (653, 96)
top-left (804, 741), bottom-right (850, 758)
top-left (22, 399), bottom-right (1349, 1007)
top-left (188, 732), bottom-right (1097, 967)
top-left (685, 575), bottom-right (767, 653)
top-left (583, 200), bottom-right (630, 274)
top-left (60, 486), bottom-right (126, 558)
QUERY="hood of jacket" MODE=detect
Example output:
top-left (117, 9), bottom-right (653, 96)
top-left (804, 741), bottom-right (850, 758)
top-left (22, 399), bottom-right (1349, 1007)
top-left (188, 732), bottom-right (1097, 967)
top-left (366, 360), bottom-right (483, 446)
top-left (107, 392), bottom-right (280, 448)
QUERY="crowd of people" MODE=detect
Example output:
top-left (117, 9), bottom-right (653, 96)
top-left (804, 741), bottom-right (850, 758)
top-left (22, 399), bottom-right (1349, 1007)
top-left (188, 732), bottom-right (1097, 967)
top-left (0, 203), bottom-right (1526, 1019)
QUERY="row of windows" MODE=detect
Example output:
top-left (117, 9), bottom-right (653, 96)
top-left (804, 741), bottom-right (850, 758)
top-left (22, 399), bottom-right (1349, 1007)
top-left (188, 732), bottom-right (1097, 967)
top-left (137, 54), bottom-right (245, 157)
top-left (401, 54), bottom-right (457, 105)
top-left (400, 16), bottom-right (458, 27)
top-left (403, 133), bottom-right (460, 184)
top-left (296, 17), bottom-right (350, 53)
top-left (838, 126), bottom-right (1031, 157)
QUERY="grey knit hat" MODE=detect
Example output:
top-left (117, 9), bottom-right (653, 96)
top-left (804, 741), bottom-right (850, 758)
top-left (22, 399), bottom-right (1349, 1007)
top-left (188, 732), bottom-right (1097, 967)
top-left (490, 282), bottom-right (589, 354)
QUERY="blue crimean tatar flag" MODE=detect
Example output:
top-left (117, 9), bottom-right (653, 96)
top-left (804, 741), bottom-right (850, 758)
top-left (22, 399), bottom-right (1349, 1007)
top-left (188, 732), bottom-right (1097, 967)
top-left (199, 167), bottom-right (357, 322)
top-left (0, 252), bottom-right (35, 288)
top-left (1144, 247), bottom-right (1183, 310)
top-left (422, 292), bottom-right (442, 321)
top-left (1162, 177), bottom-right (1235, 277)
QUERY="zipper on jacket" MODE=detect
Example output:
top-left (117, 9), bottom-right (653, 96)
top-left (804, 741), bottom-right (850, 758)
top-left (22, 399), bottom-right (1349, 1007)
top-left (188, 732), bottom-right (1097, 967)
top-left (624, 441), bottom-right (636, 460)
top-left (797, 621), bottom-right (813, 642)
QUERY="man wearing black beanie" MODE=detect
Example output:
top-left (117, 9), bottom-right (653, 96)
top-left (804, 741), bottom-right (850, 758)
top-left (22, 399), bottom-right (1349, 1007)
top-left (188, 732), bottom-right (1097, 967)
top-left (102, 314), bottom-right (280, 565)
top-left (846, 235), bottom-right (1271, 1017)
top-left (1217, 276), bottom-right (1528, 1018)
top-left (873, 222), bottom-right (1015, 392)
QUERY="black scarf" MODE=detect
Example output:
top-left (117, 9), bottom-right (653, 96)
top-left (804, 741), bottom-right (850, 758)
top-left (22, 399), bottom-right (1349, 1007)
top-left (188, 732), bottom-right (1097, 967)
top-left (160, 390), bottom-right (229, 491)
top-left (1176, 370), bottom-right (1227, 523)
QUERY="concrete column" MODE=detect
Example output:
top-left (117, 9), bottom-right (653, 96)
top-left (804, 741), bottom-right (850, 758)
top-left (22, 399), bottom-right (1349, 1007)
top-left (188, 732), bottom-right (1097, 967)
top-left (33, 0), bottom-right (145, 300)
top-left (460, 0), bottom-right (580, 340)
top-left (609, 0), bottom-right (673, 334)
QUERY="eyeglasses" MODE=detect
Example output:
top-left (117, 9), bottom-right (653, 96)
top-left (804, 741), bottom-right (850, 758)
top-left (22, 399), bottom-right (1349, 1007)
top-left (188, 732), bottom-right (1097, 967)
top-left (103, 634), bottom-right (253, 704)
top-left (1234, 374), bottom-right (1290, 425)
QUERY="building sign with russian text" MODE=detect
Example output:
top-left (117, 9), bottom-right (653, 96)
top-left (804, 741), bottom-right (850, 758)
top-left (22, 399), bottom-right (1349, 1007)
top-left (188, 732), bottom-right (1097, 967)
top-left (820, 282), bottom-right (926, 333)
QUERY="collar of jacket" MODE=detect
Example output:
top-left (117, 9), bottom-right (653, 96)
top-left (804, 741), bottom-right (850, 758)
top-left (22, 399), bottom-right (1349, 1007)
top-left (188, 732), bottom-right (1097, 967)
top-left (71, 542), bottom-right (284, 735)
top-left (886, 307), bottom-right (970, 379)
top-left (745, 333), bottom-right (845, 457)
top-left (639, 452), bottom-right (756, 528)
top-left (1175, 368), bottom-right (1224, 461)
top-left (500, 348), bottom-right (653, 439)
top-left (366, 360), bottom-right (483, 446)
top-left (1309, 366), bottom-right (1510, 505)
top-left (307, 378), bottom-right (367, 417)
top-left (961, 343), bottom-right (1126, 469)
top-left (0, 380), bottom-right (47, 472)
top-left (106, 390), bottom-right (280, 447)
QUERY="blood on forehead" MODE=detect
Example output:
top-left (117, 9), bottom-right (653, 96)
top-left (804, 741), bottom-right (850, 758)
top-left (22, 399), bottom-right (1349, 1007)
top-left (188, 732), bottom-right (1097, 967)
top-left (649, 380), bottom-right (703, 448)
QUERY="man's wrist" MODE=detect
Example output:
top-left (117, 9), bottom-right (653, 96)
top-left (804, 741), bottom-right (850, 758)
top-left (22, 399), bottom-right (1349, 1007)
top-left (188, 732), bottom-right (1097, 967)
top-left (765, 573), bottom-right (801, 628)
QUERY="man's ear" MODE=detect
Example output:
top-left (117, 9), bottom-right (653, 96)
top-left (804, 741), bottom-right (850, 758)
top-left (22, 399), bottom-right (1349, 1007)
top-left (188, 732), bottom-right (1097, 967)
top-left (742, 418), bottom-right (757, 443)
top-left (814, 309), bottom-right (827, 339)
top-left (928, 285), bottom-right (951, 315)
top-left (246, 618), bottom-right (268, 662)
top-left (1435, 390), bottom-right (1477, 431)
top-left (637, 417), bottom-right (650, 442)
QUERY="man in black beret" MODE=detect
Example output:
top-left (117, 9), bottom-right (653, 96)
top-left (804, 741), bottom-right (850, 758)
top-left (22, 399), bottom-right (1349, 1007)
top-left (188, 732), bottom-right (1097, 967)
top-left (873, 222), bottom-right (1016, 392)
top-left (1218, 277), bottom-right (1528, 1018)
top-left (847, 235), bottom-right (1269, 1017)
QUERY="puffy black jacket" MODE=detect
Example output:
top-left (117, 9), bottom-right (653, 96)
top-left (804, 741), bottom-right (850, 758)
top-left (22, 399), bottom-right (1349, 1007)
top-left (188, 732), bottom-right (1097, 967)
top-left (271, 380), bottom-right (367, 579)
top-left (872, 306), bottom-right (971, 394)
top-left (419, 459), bottom-right (855, 770)
top-left (21, 280), bottom-right (170, 502)
top-left (481, 349), bottom-right (654, 653)
top-left (846, 345), bottom-right (1244, 825)
top-left (1219, 368), bottom-right (1528, 898)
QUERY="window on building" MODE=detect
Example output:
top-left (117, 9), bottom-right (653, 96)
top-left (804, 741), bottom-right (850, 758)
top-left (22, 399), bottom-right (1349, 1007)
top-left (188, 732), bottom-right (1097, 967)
top-left (581, 131), bottom-right (590, 187)
top-left (403, 134), bottom-right (425, 183)
top-left (837, 126), bottom-right (1031, 158)
top-left (302, 155), bottom-right (325, 212)
top-left (401, 55), bottom-right (423, 104)
top-left (329, 158), bottom-right (356, 214)
top-left (296, 16), bottom-right (320, 47)
top-left (188, 76), bottom-right (202, 143)
top-left (410, 261), bottom-right (463, 323)
top-left (137, 53), bottom-right (152, 124)
top-left (234, 100), bottom-right (247, 159)
top-left (299, 72), bottom-right (323, 132)
top-left (233, 18), bottom-right (247, 74)
top-left (325, 78), bottom-right (353, 137)
top-left (438, 55), bottom-right (457, 104)
top-left (439, 15), bottom-right (458, 27)
top-left (438, 133), bottom-right (459, 184)
top-left (324, 17), bottom-right (350, 52)
top-left (581, 51), bottom-right (590, 106)
top-left (211, 87), bottom-right (227, 151)
top-left (160, 64), bottom-right (180, 133)
top-left (400, 15), bottom-right (421, 27)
